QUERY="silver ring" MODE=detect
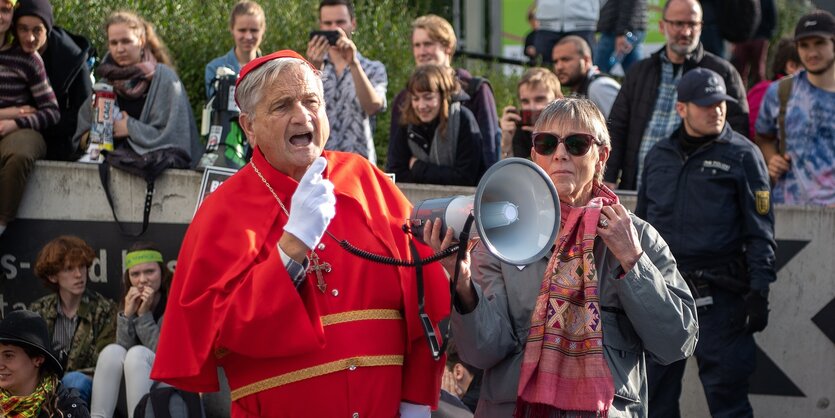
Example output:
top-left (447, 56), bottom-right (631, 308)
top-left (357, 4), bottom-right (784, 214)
top-left (598, 218), bottom-right (609, 228)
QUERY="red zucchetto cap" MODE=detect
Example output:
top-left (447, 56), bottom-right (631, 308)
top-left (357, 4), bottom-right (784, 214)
top-left (235, 49), bottom-right (318, 107)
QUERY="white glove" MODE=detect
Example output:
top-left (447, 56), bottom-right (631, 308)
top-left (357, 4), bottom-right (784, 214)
top-left (399, 402), bottom-right (430, 418)
top-left (283, 157), bottom-right (336, 250)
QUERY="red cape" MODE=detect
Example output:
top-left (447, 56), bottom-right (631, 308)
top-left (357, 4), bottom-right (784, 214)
top-left (151, 149), bottom-right (449, 408)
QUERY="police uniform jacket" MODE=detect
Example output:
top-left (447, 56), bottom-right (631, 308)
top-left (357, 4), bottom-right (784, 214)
top-left (635, 124), bottom-right (776, 292)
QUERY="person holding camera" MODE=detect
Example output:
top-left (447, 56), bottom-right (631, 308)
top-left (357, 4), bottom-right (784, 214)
top-left (305, 0), bottom-right (386, 163)
top-left (499, 67), bottom-right (562, 159)
top-left (204, 1), bottom-right (265, 99)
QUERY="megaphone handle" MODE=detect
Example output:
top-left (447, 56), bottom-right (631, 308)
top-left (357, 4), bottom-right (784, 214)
top-left (409, 213), bottom-right (475, 361)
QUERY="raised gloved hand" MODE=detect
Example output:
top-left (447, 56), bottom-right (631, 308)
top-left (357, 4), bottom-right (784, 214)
top-left (283, 157), bottom-right (336, 250)
top-left (744, 290), bottom-right (769, 333)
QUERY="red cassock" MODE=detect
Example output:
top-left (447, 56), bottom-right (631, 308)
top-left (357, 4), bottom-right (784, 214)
top-left (151, 149), bottom-right (450, 417)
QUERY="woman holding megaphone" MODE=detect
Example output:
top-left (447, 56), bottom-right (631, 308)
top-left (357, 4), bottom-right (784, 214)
top-left (425, 97), bottom-right (698, 418)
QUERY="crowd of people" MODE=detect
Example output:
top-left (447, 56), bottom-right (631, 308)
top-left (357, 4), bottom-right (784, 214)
top-left (2, 0), bottom-right (834, 417)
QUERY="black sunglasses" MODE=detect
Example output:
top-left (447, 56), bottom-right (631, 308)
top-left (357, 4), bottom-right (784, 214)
top-left (532, 132), bottom-right (601, 156)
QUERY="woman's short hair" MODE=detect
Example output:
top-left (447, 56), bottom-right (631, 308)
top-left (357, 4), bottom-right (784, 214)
top-left (33, 236), bottom-right (96, 292)
top-left (518, 67), bottom-right (562, 99)
top-left (400, 64), bottom-right (457, 133)
top-left (236, 58), bottom-right (323, 117)
top-left (105, 10), bottom-right (173, 68)
top-left (412, 14), bottom-right (456, 52)
top-left (534, 98), bottom-right (611, 181)
top-left (229, 0), bottom-right (265, 29)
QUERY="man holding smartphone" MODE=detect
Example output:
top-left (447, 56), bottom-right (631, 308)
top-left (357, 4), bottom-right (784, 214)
top-left (305, 0), bottom-right (387, 164)
top-left (499, 68), bottom-right (562, 159)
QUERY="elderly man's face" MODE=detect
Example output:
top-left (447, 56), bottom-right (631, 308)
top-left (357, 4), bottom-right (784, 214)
top-left (531, 120), bottom-right (608, 206)
top-left (676, 101), bottom-right (726, 137)
top-left (243, 65), bottom-right (329, 180)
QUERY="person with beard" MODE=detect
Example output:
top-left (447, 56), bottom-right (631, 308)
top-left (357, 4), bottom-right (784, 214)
top-left (604, 0), bottom-right (747, 191)
top-left (552, 35), bottom-right (620, 118)
top-left (755, 10), bottom-right (835, 206)
top-left (637, 68), bottom-right (775, 418)
top-left (499, 67), bottom-right (562, 159)
top-left (13, 0), bottom-right (93, 161)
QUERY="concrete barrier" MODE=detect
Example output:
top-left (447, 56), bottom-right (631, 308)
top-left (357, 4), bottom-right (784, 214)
top-left (2, 161), bottom-right (833, 417)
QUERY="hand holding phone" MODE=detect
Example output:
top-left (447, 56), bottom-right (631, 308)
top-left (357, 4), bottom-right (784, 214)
top-left (309, 30), bottom-right (340, 46)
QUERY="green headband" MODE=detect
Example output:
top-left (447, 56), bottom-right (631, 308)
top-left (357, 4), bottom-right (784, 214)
top-left (125, 250), bottom-right (164, 270)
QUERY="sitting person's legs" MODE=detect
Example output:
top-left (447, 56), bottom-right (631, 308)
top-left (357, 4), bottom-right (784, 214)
top-left (124, 345), bottom-right (156, 417)
top-left (62, 370), bottom-right (94, 405)
top-left (91, 343), bottom-right (128, 417)
top-left (0, 129), bottom-right (46, 234)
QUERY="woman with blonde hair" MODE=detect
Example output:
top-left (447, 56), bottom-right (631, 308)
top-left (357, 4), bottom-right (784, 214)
top-left (386, 64), bottom-right (483, 186)
top-left (72, 10), bottom-right (201, 166)
top-left (204, 0), bottom-right (265, 98)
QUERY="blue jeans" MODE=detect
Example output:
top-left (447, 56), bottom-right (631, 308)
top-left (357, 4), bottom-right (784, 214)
top-left (647, 287), bottom-right (755, 418)
top-left (594, 31), bottom-right (646, 74)
top-left (63, 371), bottom-right (93, 405)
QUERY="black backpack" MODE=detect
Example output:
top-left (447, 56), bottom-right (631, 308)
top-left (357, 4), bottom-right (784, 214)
top-left (133, 382), bottom-right (205, 418)
top-left (717, 0), bottom-right (762, 42)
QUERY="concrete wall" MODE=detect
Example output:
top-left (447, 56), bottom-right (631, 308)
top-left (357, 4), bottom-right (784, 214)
top-left (3, 161), bottom-right (834, 417)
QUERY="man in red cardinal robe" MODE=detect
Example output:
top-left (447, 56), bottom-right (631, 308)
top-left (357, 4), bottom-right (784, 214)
top-left (150, 50), bottom-right (450, 418)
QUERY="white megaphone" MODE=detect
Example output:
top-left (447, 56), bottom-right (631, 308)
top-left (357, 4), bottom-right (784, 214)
top-left (410, 158), bottom-right (560, 265)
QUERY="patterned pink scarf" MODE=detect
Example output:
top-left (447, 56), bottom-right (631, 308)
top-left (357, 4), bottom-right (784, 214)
top-left (515, 184), bottom-right (618, 418)
top-left (96, 48), bottom-right (158, 100)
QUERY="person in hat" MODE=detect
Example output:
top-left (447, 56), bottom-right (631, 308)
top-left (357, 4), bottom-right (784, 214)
top-left (13, 0), bottom-right (94, 161)
top-left (151, 50), bottom-right (450, 418)
top-left (29, 235), bottom-right (116, 406)
top-left (90, 242), bottom-right (171, 418)
top-left (637, 67), bottom-right (776, 418)
top-left (755, 9), bottom-right (835, 206)
top-left (0, 309), bottom-right (90, 417)
top-left (0, 0), bottom-right (59, 238)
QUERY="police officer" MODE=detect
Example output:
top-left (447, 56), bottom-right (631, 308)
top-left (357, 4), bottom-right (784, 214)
top-left (636, 67), bottom-right (776, 418)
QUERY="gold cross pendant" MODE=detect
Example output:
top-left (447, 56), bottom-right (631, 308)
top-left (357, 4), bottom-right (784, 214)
top-left (307, 252), bottom-right (332, 293)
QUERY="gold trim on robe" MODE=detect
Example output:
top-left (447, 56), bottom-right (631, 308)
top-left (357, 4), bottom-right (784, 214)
top-left (230, 355), bottom-right (405, 400)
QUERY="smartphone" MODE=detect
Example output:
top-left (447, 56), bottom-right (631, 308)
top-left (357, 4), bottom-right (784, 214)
top-left (520, 109), bottom-right (541, 127)
top-left (309, 30), bottom-right (340, 46)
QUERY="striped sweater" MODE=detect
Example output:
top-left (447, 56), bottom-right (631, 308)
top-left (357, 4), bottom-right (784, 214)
top-left (0, 45), bottom-right (60, 132)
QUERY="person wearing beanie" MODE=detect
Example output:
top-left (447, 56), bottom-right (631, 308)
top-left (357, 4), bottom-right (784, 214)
top-left (14, 0), bottom-right (93, 161)
top-left (755, 9), bottom-right (835, 206)
top-left (0, 310), bottom-right (90, 417)
top-left (638, 67), bottom-right (775, 418)
top-left (0, 0), bottom-right (59, 238)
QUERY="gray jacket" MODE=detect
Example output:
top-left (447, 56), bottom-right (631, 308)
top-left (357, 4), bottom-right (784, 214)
top-left (451, 214), bottom-right (698, 418)
top-left (73, 63), bottom-right (202, 165)
top-left (535, 0), bottom-right (601, 32)
top-left (117, 311), bottom-right (163, 352)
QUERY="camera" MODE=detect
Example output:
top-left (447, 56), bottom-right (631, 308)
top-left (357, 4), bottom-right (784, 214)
top-left (519, 109), bottom-right (541, 127)
top-left (309, 30), bottom-right (340, 46)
